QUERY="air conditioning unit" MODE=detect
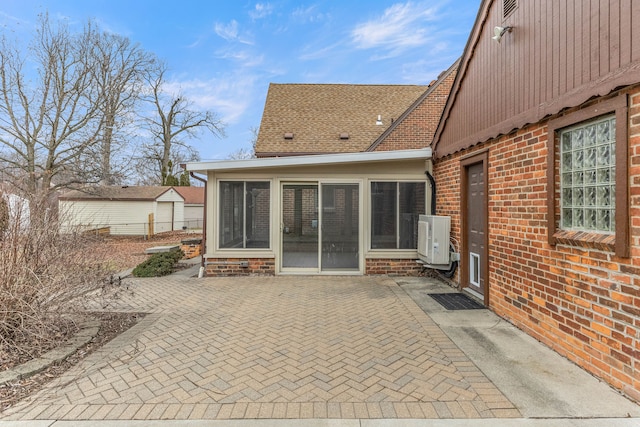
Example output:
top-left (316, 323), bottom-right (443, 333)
top-left (417, 215), bottom-right (451, 266)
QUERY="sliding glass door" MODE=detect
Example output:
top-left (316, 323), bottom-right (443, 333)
top-left (281, 182), bottom-right (360, 273)
top-left (281, 184), bottom-right (319, 269)
top-left (320, 184), bottom-right (359, 271)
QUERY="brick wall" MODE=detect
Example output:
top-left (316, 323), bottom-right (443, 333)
top-left (204, 257), bottom-right (424, 276)
top-left (180, 242), bottom-right (201, 259)
top-left (373, 68), bottom-right (457, 152)
top-left (205, 258), bottom-right (275, 276)
top-left (366, 258), bottom-right (424, 275)
top-left (433, 86), bottom-right (640, 401)
top-left (282, 187), bottom-right (318, 236)
top-left (432, 150), bottom-right (462, 283)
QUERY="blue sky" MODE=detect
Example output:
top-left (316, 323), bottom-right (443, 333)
top-left (0, 0), bottom-right (480, 160)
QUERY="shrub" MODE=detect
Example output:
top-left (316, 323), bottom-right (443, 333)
top-left (132, 249), bottom-right (184, 277)
top-left (1, 191), bottom-right (112, 361)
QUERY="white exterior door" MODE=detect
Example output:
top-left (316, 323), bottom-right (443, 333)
top-left (156, 202), bottom-right (174, 233)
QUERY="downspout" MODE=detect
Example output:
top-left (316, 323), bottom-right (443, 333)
top-left (425, 171), bottom-right (436, 215)
top-left (189, 171), bottom-right (207, 272)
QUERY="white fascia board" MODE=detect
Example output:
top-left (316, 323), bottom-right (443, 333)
top-left (186, 148), bottom-right (432, 173)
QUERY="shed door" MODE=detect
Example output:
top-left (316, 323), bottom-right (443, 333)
top-left (465, 161), bottom-right (487, 301)
top-left (156, 202), bottom-right (174, 233)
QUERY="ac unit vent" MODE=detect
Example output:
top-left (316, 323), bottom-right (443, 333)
top-left (503, 0), bottom-right (517, 19)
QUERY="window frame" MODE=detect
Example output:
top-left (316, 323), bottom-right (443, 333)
top-left (218, 180), bottom-right (271, 250)
top-left (546, 95), bottom-right (629, 258)
top-left (369, 180), bottom-right (426, 251)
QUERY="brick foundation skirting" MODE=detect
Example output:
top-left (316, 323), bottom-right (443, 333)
top-left (205, 258), bottom-right (276, 276)
top-left (203, 257), bottom-right (424, 277)
top-left (365, 259), bottom-right (423, 276)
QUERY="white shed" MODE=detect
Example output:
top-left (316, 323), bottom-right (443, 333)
top-left (174, 186), bottom-right (204, 230)
top-left (59, 186), bottom-right (185, 236)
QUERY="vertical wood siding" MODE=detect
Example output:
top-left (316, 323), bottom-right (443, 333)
top-left (60, 201), bottom-right (154, 235)
top-left (436, 0), bottom-right (640, 157)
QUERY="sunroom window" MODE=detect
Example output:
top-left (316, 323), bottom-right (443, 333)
top-left (219, 181), bottom-right (270, 249)
top-left (371, 181), bottom-right (425, 249)
top-left (559, 115), bottom-right (616, 233)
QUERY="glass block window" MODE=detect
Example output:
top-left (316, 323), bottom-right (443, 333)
top-left (560, 115), bottom-right (615, 233)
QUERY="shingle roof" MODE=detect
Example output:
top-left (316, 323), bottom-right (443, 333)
top-left (255, 84), bottom-right (428, 156)
top-left (59, 186), bottom-right (179, 201)
top-left (173, 186), bottom-right (204, 205)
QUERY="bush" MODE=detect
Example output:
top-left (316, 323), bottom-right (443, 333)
top-left (1, 191), bottom-right (112, 362)
top-left (132, 249), bottom-right (184, 277)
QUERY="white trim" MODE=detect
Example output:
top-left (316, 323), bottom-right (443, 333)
top-left (366, 250), bottom-right (418, 259)
top-left (187, 148), bottom-right (432, 172)
top-left (216, 179), bottom-right (273, 252)
top-left (277, 179), bottom-right (364, 275)
top-left (470, 252), bottom-right (480, 287)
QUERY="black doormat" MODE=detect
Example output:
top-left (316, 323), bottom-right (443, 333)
top-left (429, 293), bottom-right (485, 310)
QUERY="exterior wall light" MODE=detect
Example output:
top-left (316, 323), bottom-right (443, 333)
top-left (492, 26), bottom-right (513, 43)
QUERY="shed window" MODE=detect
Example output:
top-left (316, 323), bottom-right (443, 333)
top-left (371, 181), bottom-right (425, 249)
top-left (219, 181), bottom-right (270, 249)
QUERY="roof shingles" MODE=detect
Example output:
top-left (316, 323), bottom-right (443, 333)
top-left (59, 186), bottom-right (178, 201)
top-left (255, 84), bottom-right (428, 157)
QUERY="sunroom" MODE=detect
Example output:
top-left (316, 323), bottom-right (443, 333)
top-left (186, 148), bottom-right (433, 276)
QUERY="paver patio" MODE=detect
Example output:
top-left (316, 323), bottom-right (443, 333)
top-left (1, 275), bottom-right (519, 421)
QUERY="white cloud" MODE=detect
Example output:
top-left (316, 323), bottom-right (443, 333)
top-left (215, 47), bottom-right (264, 68)
top-left (400, 57), bottom-right (455, 82)
top-left (214, 19), bottom-right (254, 45)
top-left (165, 73), bottom-right (258, 125)
top-left (351, 2), bottom-right (440, 58)
top-left (291, 5), bottom-right (328, 24)
top-left (298, 39), bottom-right (345, 61)
top-left (249, 3), bottom-right (274, 20)
top-left (214, 20), bottom-right (239, 41)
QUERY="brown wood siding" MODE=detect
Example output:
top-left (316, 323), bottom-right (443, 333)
top-left (434, 0), bottom-right (640, 158)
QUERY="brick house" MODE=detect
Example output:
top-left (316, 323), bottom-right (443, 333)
top-left (186, 69), bottom-right (456, 276)
top-left (431, 0), bottom-right (640, 400)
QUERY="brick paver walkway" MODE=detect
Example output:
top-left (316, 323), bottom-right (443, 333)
top-left (2, 276), bottom-right (519, 420)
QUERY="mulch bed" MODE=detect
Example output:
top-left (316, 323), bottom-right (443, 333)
top-left (101, 231), bottom-right (202, 272)
top-left (0, 312), bottom-right (144, 412)
top-left (0, 232), bottom-right (199, 412)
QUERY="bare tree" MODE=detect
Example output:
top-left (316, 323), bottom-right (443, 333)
top-left (228, 125), bottom-right (258, 160)
top-left (133, 143), bottom-right (200, 185)
top-left (0, 14), bottom-right (103, 196)
top-left (91, 33), bottom-right (156, 185)
top-left (139, 62), bottom-right (225, 185)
